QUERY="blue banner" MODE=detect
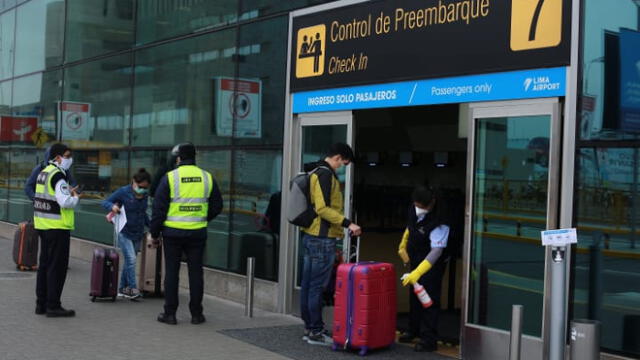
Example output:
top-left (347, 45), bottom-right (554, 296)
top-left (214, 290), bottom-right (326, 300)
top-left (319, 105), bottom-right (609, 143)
top-left (619, 29), bottom-right (640, 132)
top-left (293, 67), bottom-right (567, 113)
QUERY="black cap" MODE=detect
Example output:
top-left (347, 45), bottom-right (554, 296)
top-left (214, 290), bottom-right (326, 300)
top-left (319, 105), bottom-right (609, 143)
top-left (49, 143), bottom-right (69, 160)
top-left (171, 143), bottom-right (196, 161)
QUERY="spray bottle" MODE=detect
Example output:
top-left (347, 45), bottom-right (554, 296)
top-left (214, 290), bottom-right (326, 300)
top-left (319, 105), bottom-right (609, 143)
top-left (401, 274), bottom-right (433, 308)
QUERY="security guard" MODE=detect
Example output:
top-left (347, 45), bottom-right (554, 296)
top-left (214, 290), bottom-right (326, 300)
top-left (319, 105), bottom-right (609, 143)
top-left (150, 143), bottom-right (223, 325)
top-left (398, 186), bottom-right (450, 352)
top-left (34, 143), bottom-right (79, 318)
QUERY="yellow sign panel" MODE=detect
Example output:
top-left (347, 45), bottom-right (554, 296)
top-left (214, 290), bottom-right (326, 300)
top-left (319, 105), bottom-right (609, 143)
top-left (296, 24), bottom-right (326, 78)
top-left (31, 127), bottom-right (49, 148)
top-left (510, 0), bottom-right (562, 51)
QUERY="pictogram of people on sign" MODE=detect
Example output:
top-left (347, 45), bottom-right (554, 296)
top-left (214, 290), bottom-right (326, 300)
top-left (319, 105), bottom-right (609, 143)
top-left (298, 32), bottom-right (323, 73)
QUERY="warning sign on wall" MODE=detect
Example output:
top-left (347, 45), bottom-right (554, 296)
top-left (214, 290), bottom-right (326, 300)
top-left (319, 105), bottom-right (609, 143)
top-left (59, 101), bottom-right (91, 140)
top-left (0, 116), bottom-right (38, 143)
top-left (213, 77), bottom-right (262, 138)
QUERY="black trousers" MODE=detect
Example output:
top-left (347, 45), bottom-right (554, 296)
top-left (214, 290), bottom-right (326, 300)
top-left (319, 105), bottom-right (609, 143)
top-left (408, 259), bottom-right (447, 346)
top-left (162, 235), bottom-right (206, 316)
top-left (36, 229), bottom-right (70, 310)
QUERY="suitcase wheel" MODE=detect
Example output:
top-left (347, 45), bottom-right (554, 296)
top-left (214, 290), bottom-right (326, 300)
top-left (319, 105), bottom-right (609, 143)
top-left (90, 296), bottom-right (96, 302)
top-left (358, 347), bottom-right (368, 356)
top-left (331, 343), bottom-right (339, 351)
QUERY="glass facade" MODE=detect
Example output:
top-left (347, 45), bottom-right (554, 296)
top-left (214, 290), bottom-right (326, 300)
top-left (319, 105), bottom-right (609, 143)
top-left (574, 0), bottom-right (640, 357)
top-left (0, 0), bottom-right (335, 280)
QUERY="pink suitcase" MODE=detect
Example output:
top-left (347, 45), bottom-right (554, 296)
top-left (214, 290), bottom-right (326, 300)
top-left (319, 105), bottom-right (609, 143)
top-left (332, 262), bottom-right (397, 356)
top-left (89, 248), bottom-right (119, 302)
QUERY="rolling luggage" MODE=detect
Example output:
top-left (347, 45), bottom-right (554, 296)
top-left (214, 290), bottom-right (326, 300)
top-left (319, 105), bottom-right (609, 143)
top-left (90, 248), bottom-right (119, 302)
top-left (332, 262), bottom-right (397, 356)
top-left (138, 233), bottom-right (164, 297)
top-left (13, 221), bottom-right (38, 271)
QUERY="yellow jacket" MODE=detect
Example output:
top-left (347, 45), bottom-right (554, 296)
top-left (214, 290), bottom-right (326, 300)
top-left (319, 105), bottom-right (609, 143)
top-left (302, 163), bottom-right (350, 239)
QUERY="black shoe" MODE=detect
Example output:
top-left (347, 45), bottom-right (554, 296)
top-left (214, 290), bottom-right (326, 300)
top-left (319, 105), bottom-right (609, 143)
top-left (46, 307), bottom-right (76, 317)
top-left (191, 314), bottom-right (206, 325)
top-left (414, 341), bottom-right (437, 352)
top-left (157, 312), bottom-right (177, 325)
top-left (35, 306), bottom-right (46, 315)
top-left (398, 332), bottom-right (416, 343)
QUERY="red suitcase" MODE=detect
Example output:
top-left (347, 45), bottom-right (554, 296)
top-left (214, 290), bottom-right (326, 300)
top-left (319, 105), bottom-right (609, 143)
top-left (332, 262), bottom-right (397, 356)
top-left (89, 248), bottom-right (119, 302)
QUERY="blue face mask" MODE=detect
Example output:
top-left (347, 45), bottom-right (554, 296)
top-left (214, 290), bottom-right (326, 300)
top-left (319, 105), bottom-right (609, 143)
top-left (134, 186), bottom-right (148, 195)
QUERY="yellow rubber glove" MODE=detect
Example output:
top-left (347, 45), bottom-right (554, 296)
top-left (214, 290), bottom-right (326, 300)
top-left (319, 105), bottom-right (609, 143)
top-left (402, 259), bottom-right (432, 286)
top-left (398, 229), bottom-right (410, 264)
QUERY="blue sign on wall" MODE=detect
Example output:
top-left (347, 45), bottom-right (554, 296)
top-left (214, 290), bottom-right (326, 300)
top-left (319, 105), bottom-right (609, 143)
top-left (619, 29), bottom-right (640, 132)
top-left (292, 67), bottom-right (567, 113)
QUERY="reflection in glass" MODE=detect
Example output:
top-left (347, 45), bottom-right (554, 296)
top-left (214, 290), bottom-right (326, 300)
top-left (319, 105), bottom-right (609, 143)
top-left (133, 30), bottom-right (235, 146)
top-left (0, 149), bottom-right (9, 220)
top-left (65, 0), bottom-right (134, 61)
top-left (574, 147), bottom-right (640, 355)
top-left (229, 150), bottom-right (282, 281)
top-left (14, 0), bottom-right (64, 76)
top-left (136, 0), bottom-right (237, 44)
top-left (0, 10), bottom-right (15, 81)
top-left (241, 0), bottom-right (336, 17)
top-left (468, 116), bottom-right (550, 337)
top-left (236, 16), bottom-right (288, 145)
top-left (63, 54), bottom-right (132, 148)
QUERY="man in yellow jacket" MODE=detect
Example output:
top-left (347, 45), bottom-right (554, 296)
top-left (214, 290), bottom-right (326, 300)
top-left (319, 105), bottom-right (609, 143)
top-left (301, 143), bottom-right (361, 346)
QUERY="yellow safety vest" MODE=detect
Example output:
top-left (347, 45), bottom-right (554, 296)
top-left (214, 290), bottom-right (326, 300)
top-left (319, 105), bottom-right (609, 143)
top-left (164, 165), bottom-right (213, 230)
top-left (33, 164), bottom-right (75, 230)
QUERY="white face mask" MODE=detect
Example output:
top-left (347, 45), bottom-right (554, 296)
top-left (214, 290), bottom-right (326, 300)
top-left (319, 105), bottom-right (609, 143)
top-left (415, 206), bottom-right (429, 216)
top-left (59, 157), bottom-right (73, 170)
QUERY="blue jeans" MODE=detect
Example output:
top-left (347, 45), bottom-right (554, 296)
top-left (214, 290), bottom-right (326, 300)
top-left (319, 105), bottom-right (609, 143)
top-left (118, 233), bottom-right (139, 290)
top-left (300, 234), bottom-right (336, 333)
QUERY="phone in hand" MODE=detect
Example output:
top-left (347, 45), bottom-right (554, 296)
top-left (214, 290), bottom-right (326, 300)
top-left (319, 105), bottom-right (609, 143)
top-left (75, 184), bottom-right (85, 194)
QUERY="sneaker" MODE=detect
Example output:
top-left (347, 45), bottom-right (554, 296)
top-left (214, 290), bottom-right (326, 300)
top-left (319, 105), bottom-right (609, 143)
top-left (129, 288), bottom-right (142, 300)
top-left (302, 329), bottom-right (310, 341)
top-left (118, 287), bottom-right (129, 298)
top-left (307, 330), bottom-right (332, 346)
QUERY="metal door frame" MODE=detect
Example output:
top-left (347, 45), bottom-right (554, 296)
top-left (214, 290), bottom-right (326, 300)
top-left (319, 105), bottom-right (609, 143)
top-left (461, 98), bottom-right (562, 360)
top-left (280, 111), bottom-right (354, 315)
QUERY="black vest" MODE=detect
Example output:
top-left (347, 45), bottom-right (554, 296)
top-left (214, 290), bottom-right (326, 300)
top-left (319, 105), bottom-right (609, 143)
top-left (406, 204), bottom-right (442, 264)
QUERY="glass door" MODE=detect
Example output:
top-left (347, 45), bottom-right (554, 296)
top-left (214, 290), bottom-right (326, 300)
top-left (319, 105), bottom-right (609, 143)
top-left (462, 99), bottom-right (560, 360)
top-left (290, 111), bottom-right (354, 315)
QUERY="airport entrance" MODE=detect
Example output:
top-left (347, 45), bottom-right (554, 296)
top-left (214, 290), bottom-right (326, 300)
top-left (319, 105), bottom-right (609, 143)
top-left (284, 98), bottom-right (562, 359)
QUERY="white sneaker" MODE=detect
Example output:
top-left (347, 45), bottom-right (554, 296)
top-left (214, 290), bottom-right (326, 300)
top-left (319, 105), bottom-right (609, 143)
top-left (302, 329), bottom-right (310, 341)
top-left (307, 330), bottom-right (332, 346)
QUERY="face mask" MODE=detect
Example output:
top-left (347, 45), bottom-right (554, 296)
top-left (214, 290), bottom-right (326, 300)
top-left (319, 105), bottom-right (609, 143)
top-left (415, 206), bottom-right (429, 217)
top-left (134, 187), bottom-right (148, 195)
top-left (59, 157), bottom-right (73, 170)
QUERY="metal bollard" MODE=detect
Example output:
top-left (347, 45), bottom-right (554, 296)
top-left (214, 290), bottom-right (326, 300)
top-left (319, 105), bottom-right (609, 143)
top-left (509, 305), bottom-right (523, 360)
top-left (570, 320), bottom-right (600, 360)
top-left (245, 257), bottom-right (255, 318)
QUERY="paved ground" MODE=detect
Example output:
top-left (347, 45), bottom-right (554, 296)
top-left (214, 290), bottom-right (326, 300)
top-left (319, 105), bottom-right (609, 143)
top-left (0, 234), bottom-right (296, 360)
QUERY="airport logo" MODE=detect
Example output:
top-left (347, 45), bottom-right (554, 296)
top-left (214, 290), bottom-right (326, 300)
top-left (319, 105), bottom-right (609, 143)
top-left (510, 0), bottom-right (563, 51)
top-left (296, 25), bottom-right (326, 78)
top-left (523, 76), bottom-right (561, 92)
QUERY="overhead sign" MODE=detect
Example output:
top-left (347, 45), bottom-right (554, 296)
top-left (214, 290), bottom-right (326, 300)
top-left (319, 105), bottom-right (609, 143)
top-left (0, 116), bottom-right (38, 143)
top-left (291, 0), bottom-right (571, 91)
top-left (619, 29), bottom-right (640, 132)
top-left (293, 67), bottom-right (566, 113)
top-left (59, 101), bottom-right (91, 140)
top-left (214, 77), bottom-right (262, 138)
top-left (541, 228), bottom-right (578, 247)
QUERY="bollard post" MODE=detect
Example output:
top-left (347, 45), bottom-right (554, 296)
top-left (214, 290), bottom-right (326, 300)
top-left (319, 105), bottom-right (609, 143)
top-left (570, 320), bottom-right (600, 360)
top-left (509, 305), bottom-right (523, 360)
top-left (245, 257), bottom-right (255, 317)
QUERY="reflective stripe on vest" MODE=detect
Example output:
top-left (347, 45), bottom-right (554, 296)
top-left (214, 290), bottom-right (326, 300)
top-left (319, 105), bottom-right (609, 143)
top-left (163, 165), bottom-right (213, 230)
top-left (33, 164), bottom-right (75, 230)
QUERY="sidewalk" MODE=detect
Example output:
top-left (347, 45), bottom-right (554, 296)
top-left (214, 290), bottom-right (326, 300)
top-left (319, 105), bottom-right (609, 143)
top-left (1, 232), bottom-right (456, 360)
top-left (0, 234), bottom-right (295, 360)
